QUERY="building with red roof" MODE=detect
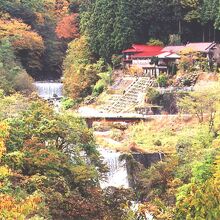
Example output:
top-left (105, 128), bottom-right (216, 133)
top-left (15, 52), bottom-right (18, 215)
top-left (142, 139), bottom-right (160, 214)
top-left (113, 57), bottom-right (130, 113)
top-left (122, 42), bottom-right (216, 78)
top-left (122, 44), bottom-right (163, 61)
top-left (122, 44), bottom-right (177, 77)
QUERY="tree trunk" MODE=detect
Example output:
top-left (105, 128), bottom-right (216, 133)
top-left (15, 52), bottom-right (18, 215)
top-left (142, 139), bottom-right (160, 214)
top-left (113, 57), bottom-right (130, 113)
top-left (202, 27), bottom-right (205, 42)
top-left (208, 23), bottom-right (211, 42)
top-left (214, 27), bottom-right (216, 42)
top-left (178, 20), bottom-right (181, 35)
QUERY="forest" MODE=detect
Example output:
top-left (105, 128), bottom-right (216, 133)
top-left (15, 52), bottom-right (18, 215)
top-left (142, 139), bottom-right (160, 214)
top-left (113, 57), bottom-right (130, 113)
top-left (0, 0), bottom-right (220, 219)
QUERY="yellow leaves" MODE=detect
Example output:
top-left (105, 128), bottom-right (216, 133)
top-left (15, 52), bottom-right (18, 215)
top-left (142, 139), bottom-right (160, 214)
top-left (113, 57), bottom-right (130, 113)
top-left (0, 18), bottom-right (30, 38)
top-left (0, 18), bottom-right (44, 52)
top-left (178, 47), bottom-right (205, 73)
top-left (0, 192), bottom-right (43, 220)
top-left (0, 166), bottom-right (11, 180)
top-left (213, 154), bottom-right (220, 186)
top-left (128, 65), bottom-right (143, 76)
top-left (0, 122), bottom-right (8, 159)
top-left (179, 47), bottom-right (196, 55)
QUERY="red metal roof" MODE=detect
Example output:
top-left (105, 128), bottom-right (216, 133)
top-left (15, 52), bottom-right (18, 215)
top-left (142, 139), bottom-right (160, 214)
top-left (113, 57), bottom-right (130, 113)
top-left (133, 51), bottom-right (162, 58)
top-left (123, 44), bottom-right (163, 58)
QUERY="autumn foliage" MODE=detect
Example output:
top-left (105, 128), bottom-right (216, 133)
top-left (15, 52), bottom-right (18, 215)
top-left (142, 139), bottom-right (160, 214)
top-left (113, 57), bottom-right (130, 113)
top-left (55, 13), bottom-right (79, 39)
top-left (0, 17), bottom-right (44, 73)
top-left (0, 18), bottom-right (44, 52)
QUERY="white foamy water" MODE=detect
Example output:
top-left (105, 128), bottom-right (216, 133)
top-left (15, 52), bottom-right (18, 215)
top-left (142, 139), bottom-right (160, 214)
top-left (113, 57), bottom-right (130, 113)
top-left (34, 82), bottom-right (63, 99)
top-left (99, 148), bottom-right (129, 189)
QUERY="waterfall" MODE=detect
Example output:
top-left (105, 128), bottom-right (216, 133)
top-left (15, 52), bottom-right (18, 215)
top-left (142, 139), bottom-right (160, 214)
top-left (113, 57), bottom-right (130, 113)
top-left (99, 148), bottom-right (129, 189)
top-left (34, 82), bottom-right (63, 99)
top-left (159, 152), bottom-right (163, 161)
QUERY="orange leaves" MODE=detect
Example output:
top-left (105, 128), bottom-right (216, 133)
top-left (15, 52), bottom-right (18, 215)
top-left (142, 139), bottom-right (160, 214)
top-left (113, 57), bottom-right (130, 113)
top-left (0, 193), bottom-right (43, 219)
top-left (0, 17), bottom-right (44, 54)
top-left (55, 13), bottom-right (79, 39)
top-left (13, 31), bottom-right (44, 52)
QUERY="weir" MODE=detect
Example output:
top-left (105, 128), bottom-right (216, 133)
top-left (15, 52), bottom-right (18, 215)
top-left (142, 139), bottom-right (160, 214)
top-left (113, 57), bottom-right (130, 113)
top-left (34, 82), bottom-right (63, 99)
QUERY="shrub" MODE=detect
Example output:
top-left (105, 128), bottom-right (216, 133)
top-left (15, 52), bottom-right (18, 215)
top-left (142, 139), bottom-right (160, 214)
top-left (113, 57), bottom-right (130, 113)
top-left (147, 38), bottom-right (164, 46)
top-left (13, 71), bottom-right (35, 94)
top-left (146, 88), bottom-right (161, 104)
top-left (112, 54), bottom-right (122, 68)
top-left (169, 34), bottom-right (181, 45)
top-left (93, 69), bottom-right (112, 96)
top-left (154, 139), bottom-right (162, 146)
top-left (61, 97), bottom-right (76, 110)
top-left (93, 79), bottom-right (105, 96)
top-left (128, 65), bottom-right (143, 76)
top-left (182, 78), bottom-right (192, 86)
top-left (157, 74), bottom-right (168, 87)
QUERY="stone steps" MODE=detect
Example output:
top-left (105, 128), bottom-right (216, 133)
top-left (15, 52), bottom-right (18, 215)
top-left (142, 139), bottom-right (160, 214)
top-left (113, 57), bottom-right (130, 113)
top-left (101, 77), bottom-right (155, 113)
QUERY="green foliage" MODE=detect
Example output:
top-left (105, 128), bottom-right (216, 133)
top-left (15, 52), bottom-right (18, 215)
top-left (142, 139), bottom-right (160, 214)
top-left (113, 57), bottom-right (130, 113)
top-left (146, 88), bottom-right (161, 104)
top-left (61, 97), bottom-right (76, 110)
top-left (176, 152), bottom-right (220, 220)
top-left (157, 74), bottom-right (168, 87)
top-left (178, 85), bottom-right (220, 132)
top-left (64, 42), bottom-right (112, 100)
top-left (127, 109), bottom-right (220, 218)
top-left (0, 38), bottom-right (34, 94)
top-left (64, 36), bottom-right (92, 68)
top-left (0, 95), bottom-right (110, 219)
top-left (84, 0), bottom-right (142, 61)
top-left (169, 34), bottom-right (181, 45)
top-left (93, 66), bottom-right (112, 96)
top-left (147, 38), bottom-right (164, 46)
top-left (111, 54), bottom-right (122, 69)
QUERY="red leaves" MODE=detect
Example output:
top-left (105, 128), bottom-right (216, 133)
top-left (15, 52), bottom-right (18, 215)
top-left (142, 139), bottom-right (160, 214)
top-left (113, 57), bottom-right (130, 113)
top-left (55, 13), bottom-right (79, 39)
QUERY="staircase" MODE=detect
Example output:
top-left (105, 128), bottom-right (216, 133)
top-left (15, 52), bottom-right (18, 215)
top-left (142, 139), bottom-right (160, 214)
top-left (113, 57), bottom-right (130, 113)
top-left (101, 77), bottom-right (155, 113)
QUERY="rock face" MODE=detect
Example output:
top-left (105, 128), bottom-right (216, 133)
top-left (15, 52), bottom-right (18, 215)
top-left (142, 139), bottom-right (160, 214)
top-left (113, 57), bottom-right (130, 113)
top-left (132, 152), bottom-right (164, 168)
top-left (97, 150), bottom-right (164, 189)
top-left (212, 44), bottom-right (220, 67)
top-left (125, 152), bottom-right (165, 187)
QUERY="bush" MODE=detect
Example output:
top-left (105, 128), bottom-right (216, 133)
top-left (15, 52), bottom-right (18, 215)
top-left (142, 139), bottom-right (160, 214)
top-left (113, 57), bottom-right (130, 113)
top-left (157, 74), bottom-right (168, 87)
top-left (110, 128), bottom-right (124, 141)
top-left (93, 79), bottom-right (105, 96)
top-left (13, 71), bottom-right (35, 94)
top-left (182, 78), bottom-right (192, 86)
top-left (154, 139), bottom-right (162, 146)
top-left (61, 97), bottom-right (76, 110)
top-left (147, 38), bottom-right (164, 46)
top-left (146, 88), bottom-right (161, 104)
top-left (93, 70), bottom-right (112, 96)
top-left (112, 54), bottom-right (122, 68)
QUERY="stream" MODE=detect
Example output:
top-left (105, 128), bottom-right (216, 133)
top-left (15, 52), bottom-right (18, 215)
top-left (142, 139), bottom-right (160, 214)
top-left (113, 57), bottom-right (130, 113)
top-left (34, 82), bottom-right (129, 188)
top-left (34, 81), bottom-right (154, 219)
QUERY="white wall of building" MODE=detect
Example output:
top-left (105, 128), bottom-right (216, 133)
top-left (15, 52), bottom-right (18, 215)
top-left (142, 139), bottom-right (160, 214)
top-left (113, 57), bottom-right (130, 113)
top-left (132, 59), bottom-right (155, 67)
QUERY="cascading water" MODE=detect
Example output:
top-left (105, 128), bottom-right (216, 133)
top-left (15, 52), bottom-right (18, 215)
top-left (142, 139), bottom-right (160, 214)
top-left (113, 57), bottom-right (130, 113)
top-left (99, 148), bottom-right (129, 189)
top-left (34, 82), bottom-right (63, 99)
